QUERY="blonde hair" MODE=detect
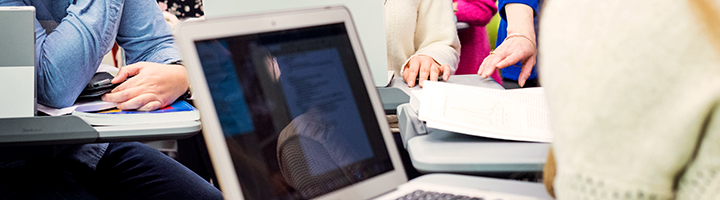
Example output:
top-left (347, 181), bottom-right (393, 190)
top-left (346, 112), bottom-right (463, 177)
top-left (543, 147), bottom-right (556, 197)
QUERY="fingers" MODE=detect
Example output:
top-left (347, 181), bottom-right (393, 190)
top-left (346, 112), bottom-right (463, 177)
top-left (112, 63), bottom-right (143, 84)
top-left (111, 63), bottom-right (144, 93)
top-left (403, 58), bottom-right (420, 87)
top-left (417, 59), bottom-right (432, 88)
top-left (111, 76), bottom-right (140, 93)
top-left (495, 51), bottom-right (529, 70)
top-left (423, 64), bottom-right (449, 87)
top-left (518, 55), bottom-right (537, 87)
top-left (115, 93), bottom-right (162, 111)
top-left (480, 57), bottom-right (499, 78)
top-left (481, 50), bottom-right (507, 78)
top-left (103, 86), bottom-right (144, 103)
top-left (404, 55), bottom-right (449, 87)
top-left (478, 55), bottom-right (492, 77)
top-left (429, 64), bottom-right (440, 82)
top-left (138, 101), bottom-right (162, 112)
top-left (482, 36), bottom-right (537, 79)
top-left (441, 64), bottom-right (451, 81)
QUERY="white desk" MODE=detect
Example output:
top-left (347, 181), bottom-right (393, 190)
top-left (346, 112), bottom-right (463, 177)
top-left (391, 75), bottom-right (551, 173)
top-left (94, 120), bottom-right (200, 142)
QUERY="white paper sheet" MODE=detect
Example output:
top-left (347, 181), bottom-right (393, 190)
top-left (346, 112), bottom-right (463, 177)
top-left (418, 82), bottom-right (552, 143)
top-left (37, 100), bottom-right (117, 116)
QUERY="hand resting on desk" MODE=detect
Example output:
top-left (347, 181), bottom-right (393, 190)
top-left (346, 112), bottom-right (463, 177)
top-left (102, 62), bottom-right (188, 111)
top-left (403, 55), bottom-right (451, 88)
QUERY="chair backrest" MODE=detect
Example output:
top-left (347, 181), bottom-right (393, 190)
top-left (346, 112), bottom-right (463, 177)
top-left (277, 135), bottom-right (352, 199)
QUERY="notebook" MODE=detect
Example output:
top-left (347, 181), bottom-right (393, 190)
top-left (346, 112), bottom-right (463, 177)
top-left (175, 6), bottom-right (549, 200)
top-left (0, 6), bottom-right (36, 118)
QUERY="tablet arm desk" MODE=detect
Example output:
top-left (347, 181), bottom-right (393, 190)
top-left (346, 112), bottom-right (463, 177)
top-left (0, 115), bottom-right (200, 146)
top-left (391, 75), bottom-right (551, 173)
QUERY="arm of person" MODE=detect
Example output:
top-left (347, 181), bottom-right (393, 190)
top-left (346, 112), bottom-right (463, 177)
top-left (0, 0), bottom-right (124, 108)
top-left (479, 0), bottom-right (537, 87)
top-left (101, 0), bottom-right (188, 111)
top-left (454, 0), bottom-right (498, 27)
top-left (403, 0), bottom-right (461, 88)
top-left (116, 0), bottom-right (180, 65)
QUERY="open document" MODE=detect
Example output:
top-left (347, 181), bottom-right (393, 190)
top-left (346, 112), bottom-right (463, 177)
top-left (418, 81), bottom-right (552, 143)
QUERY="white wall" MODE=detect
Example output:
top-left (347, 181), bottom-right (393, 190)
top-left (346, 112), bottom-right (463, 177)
top-left (202, 0), bottom-right (388, 86)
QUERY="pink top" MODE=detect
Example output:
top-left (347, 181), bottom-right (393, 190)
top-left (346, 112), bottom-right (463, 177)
top-left (453, 0), bottom-right (501, 85)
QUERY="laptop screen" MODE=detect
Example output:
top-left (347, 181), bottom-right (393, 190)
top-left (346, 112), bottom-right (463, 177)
top-left (194, 23), bottom-right (394, 200)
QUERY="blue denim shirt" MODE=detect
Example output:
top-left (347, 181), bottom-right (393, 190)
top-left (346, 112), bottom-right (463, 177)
top-left (0, 0), bottom-right (181, 169)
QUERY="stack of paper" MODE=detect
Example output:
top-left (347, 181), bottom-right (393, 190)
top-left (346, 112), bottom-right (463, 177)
top-left (37, 100), bottom-right (118, 116)
top-left (417, 81), bottom-right (552, 143)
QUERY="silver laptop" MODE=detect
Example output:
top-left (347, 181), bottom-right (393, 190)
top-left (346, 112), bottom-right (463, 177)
top-left (0, 6), bottom-right (35, 118)
top-left (176, 6), bottom-right (548, 200)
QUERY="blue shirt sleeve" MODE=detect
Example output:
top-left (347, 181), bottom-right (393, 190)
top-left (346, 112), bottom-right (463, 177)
top-left (32, 0), bottom-right (124, 108)
top-left (116, 0), bottom-right (181, 65)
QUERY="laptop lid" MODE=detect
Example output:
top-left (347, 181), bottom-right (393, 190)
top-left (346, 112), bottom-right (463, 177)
top-left (0, 6), bottom-right (36, 118)
top-left (176, 6), bottom-right (406, 200)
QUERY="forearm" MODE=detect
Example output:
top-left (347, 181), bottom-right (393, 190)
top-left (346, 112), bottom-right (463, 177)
top-left (504, 3), bottom-right (536, 42)
top-left (33, 0), bottom-right (123, 108)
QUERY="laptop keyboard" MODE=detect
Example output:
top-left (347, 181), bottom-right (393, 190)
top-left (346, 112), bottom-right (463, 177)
top-left (396, 190), bottom-right (493, 200)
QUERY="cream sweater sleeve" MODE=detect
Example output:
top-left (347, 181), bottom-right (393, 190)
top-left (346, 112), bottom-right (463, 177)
top-left (413, 0), bottom-right (461, 74)
top-left (384, 0), bottom-right (461, 75)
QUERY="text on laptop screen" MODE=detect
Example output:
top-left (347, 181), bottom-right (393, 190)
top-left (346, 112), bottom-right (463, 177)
top-left (194, 23), bottom-right (393, 200)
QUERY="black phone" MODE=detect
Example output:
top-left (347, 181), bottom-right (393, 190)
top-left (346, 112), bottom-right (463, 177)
top-left (79, 72), bottom-right (119, 98)
top-left (85, 72), bottom-right (117, 90)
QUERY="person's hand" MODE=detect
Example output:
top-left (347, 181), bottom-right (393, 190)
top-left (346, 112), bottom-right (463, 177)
top-left (403, 55), bottom-right (451, 88)
top-left (479, 3), bottom-right (536, 87)
top-left (102, 62), bottom-right (189, 111)
top-left (478, 34), bottom-right (536, 87)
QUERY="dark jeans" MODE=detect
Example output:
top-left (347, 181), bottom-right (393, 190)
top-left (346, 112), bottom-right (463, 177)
top-left (0, 142), bottom-right (223, 200)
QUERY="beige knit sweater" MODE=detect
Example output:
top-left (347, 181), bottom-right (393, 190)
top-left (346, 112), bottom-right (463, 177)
top-left (384, 0), bottom-right (461, 76)
top-left (540, 1), bottom-right (720, 199)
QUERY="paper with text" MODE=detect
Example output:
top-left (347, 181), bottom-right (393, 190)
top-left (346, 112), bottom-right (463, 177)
top-left (418, 82), bottom-right (552, 142)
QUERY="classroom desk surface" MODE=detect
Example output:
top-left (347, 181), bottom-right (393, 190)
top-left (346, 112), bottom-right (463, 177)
top-left (390, 75), bottom-right (551, 173)
top-left (0, 115), bottom-right (199, 146)
top-left (94, 120), bottom-right (200, 142)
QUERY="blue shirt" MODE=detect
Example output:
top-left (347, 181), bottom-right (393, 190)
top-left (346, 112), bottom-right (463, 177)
top-left (0, 0), bottom-right (181, 169)
top-left (496, 0), bottom-right (540, 81)
top-left (1, 0), bottom-right (181, 108)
